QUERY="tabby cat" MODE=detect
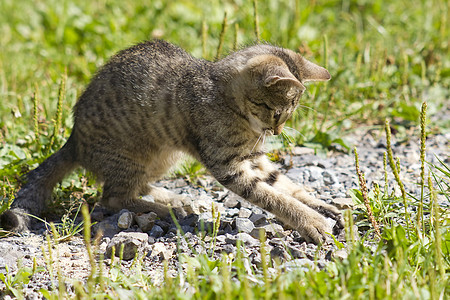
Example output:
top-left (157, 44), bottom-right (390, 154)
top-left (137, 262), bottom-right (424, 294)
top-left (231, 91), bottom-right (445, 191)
top-left (1, 40), bottom-right (342, 244)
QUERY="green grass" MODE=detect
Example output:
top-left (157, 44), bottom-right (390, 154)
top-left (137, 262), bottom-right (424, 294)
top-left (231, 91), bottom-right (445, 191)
top-left (0, 0), bottom-right (449, 298)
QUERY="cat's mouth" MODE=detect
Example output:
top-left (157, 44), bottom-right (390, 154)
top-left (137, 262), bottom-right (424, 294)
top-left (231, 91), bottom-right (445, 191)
top-left (273, 123), bottom-right (285, 135)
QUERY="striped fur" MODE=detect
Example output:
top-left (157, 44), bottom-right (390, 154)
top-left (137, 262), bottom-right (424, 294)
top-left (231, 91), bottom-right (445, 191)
top-left (1, 40), bottom-right (341, 243)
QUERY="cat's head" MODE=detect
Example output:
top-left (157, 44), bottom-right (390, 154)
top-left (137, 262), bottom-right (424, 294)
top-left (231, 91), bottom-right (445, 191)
top-left (231, 48), bottom-right (330, 136)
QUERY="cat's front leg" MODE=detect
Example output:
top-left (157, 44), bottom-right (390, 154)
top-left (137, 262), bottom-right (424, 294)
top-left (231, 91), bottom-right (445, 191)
top-left (210, 159), bottom-right (338, 244)
top-left (268, 173), bottom-right (344, 227)
top-left (246, 156), bottom-right (344, 228)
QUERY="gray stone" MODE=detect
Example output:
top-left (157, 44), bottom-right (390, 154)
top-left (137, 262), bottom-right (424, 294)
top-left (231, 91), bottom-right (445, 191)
top-left (191, 194), bottom-right (215, 214)
top-left (251, 207), bottom-right (264, 215)
top-left (323, 170), bottom-right (339, 185)
top-left (238, 208), bottom-right (252, 218)
top-left (249, 213), bottom-right (267, 226)
top-left (174, 178), bottom-right (188, 188)
top-left (135, 212), bottom-right (157, 232)
top-left (198, 212), bottom-right (214, 231)
top-left (225, 233), bottom-right (260, 247)
top-left (149, 225), bottom-right (164, 238)
top-left (149, 242), bottom-right (175, 260)
top-left (180, 214), bottom-right (199, 227)
top-left (223, 195), bottom-right (240, 208)
top-left (332, 249), bottom-right (348, 260)
top-left (227, 208), bottom-right (240, 217)
top-left (92, 219), bottom-right (121, 237)
top-left (308, 166), bottom-right (324, 182)
top-left (117, 211), bottom-right (134, 229)
top-left (291, 147), bottom-right (315, 156)
top-left (105, 232), bottom-right (149, 260)
top-left (287, 244), bottom-right (306, 259)
top-left (256, 223), bottom-right (286, 238)
top-left (197, 178), bottom-right (208, 187)
top-left (270, 246), bottom-right (290, 262)
top-left (234, 217), bottom-right (255, 233)
top-left (249, 227), bottom-right (266, 240)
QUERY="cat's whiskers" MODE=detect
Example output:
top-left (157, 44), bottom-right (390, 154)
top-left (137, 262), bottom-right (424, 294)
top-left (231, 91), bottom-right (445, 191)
top-left (251, 132), bottom-right (263, 153)
top-left (284, 126), bottom-right (307, 140)
top-left (297, 104), bottom-right (315, 112)
top-left (262, 129), bottom-right (272, 147)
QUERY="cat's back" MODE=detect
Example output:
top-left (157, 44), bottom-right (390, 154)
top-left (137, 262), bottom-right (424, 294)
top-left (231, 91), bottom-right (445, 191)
top-left (78, 40), bottom-right (193, 100)
top-left (107, 39), bottom-right (192, 70)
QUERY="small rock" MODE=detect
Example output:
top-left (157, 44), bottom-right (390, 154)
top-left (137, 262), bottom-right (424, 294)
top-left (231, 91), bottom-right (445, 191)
top-left (332, 198), bottom-right (354, 210)
top-left (174, 178), bottom-right (187, 188)
top-left (256, 223), bottom-right (286, 238)
top-left (93, 219), bottom-right (121, 237)
top-left (181, 225), bottom-right (194, 234)
top-left (135, 212), bottom-right (157, 232)
top-left (333, 249), bottom-right (348, 260)
top-left (287, 244), bottom-right (306, 259)
top-left (197, 178), bottom-right (208, 187)
top-left (291, 147), bottom-right (315, 156)
top-left (234, 218), bottom-right (255, 233)
top-left (191, 194), bottom-right (214, 214)
top-left (150, 242), bottom-right (174, 260)
top-left (198, 212), bottom-right (214, 232)
top-left (323, 170), bottom-right (339, 186)
top-left (225, 233), bottom-right (260, 247)
top-left (251, 207), bottom-right (263, 215)
top-left (249, 227), bottom-right (266, 240)
top-left (117, 211), bottom-right (134, 229)
top-left (223, 195), bottom-right (240, 208)
top-left (220, 244), bottom-right (236, 254)
top-left (308, 166), bottom-right (324, 182)
top-left (227, 208), bottom-right (240, 217)
top-left (249, 213), bottom-right (267, 226)
top-left (105, 232), bottom-right (149, 260)
top-left (149, 225), bottom-right (164, 238)
top-left (238, 208), bottom-right (252, 218)
top-left (180, 214), bottom-right (199, 227)
top-left (270, 246), bottom-right (290, 262)
top-left (155, 220), bottom-right (170, 233)
top-left (141, 195), bottom-right (155, 202)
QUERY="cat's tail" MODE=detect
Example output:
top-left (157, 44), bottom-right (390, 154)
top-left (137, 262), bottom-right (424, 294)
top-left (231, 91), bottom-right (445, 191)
top-left (0, 134), bottom-right (78, 231)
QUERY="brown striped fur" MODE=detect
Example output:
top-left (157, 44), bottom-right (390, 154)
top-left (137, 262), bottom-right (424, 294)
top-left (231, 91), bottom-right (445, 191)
top-left (1, 40), bottom-right (342, 243)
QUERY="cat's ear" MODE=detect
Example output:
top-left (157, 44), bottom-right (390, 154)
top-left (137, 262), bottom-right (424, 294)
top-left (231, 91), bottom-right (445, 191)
top-left (264, 74), bottom-right (305, 90)
top-left (300, 57), bottom-right (331, 82)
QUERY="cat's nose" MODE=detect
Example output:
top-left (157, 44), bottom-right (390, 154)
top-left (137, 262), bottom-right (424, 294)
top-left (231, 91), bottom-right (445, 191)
top-left (273, 123), bottom-right (285, 135)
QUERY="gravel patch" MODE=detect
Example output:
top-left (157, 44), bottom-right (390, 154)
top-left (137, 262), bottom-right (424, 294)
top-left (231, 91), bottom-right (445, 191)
top-left (0, 128), bottom-right (448, 298)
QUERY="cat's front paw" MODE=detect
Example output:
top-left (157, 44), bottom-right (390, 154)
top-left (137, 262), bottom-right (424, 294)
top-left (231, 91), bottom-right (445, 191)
top-left (315, 203), bottom-right (344, 231)
top-left (297, 213), bottom-right (333, 244)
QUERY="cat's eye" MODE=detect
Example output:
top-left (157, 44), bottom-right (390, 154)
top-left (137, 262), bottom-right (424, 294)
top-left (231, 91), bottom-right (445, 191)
top-left (274, 112), bottom-right (282, 122)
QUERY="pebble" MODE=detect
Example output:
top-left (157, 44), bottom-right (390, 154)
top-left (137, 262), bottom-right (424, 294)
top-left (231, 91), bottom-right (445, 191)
top-left (105, 232), bottom-right (149, 260)
top-left (149, 225), bottom-right (164, 238)
top-left (234, 217), bottom-right (255, 233)
top-left (238, 208), bottom-right (252, 218)
top-left (135, 212), bottom-right (158, 232)
top-left (117, 210), bottom-right (134, 229)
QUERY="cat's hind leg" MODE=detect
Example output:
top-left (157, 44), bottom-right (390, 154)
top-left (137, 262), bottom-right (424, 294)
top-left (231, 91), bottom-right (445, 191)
top-left (98, 156), bottom-right (179, 217)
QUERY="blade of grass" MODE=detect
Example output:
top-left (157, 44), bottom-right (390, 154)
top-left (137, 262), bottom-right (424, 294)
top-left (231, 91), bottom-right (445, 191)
top-left (385, 119), bottom-right (410, 227)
